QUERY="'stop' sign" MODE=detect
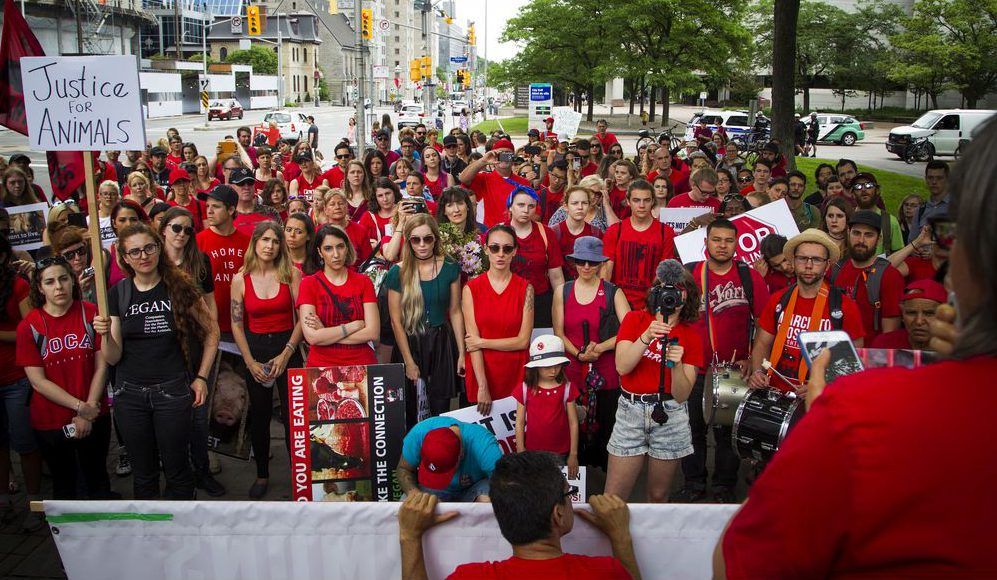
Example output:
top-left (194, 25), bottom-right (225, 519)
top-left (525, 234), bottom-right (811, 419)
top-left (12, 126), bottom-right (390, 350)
top-left (21, 55), bottom-right (146, 152)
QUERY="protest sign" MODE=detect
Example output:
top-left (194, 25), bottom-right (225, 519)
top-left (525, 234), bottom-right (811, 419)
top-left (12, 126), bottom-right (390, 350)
top-left (551, 106), bottom-right (582, 140)
top-left (562, 466), bottom-right (587, 503)
top-left (674, 198), bottom-right (800, 264)
top-left (3, 202), bottom-right (47, 251)
top-left (20, 55), bottom-right (145, 152)
top-left (528, 83), bottom-right (553, 131)
top-left (442, 396), bottom-right (518, 454)
top-left (659, 207), bottom-right (711, 233)
top-left (287, 364), bottom-right (406, 502)
top-left (206, 342), bottom-right (251, 460)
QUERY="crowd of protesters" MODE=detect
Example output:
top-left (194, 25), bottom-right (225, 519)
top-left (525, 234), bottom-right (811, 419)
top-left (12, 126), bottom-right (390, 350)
top-left (0, 110), bottom-right (990, 578)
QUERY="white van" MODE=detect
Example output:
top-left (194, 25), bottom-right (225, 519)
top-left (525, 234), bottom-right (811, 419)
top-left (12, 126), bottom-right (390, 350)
top-left (886, 109), bottom-right (995, 157)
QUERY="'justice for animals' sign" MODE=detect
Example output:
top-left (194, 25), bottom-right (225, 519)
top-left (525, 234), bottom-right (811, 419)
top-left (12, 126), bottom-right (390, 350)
top-left (21, 55), bottom-right (146, 151)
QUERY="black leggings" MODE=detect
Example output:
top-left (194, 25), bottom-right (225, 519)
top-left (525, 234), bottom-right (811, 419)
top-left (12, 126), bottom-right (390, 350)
top-left (243, 329), bottom-right (299, 479)
top-left (35, 415), bottom-right (113, 500)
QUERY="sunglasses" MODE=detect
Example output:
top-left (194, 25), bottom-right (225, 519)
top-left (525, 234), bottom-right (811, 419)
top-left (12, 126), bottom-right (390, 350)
top-left (738, 176), bottom-right (752, 183)
top-left (169, 223), bottom-right (195, 236)
top-left (572, 258), bottom-right (602, 267)
top-left (35, 255), bottom-right (69, 270)
top-left (60, 246), bottom-right (88, 260)
top-left (852, 182), bottom-right (877, 190)
top-left (487, 243), bottom-right (515, 255)
top-left (336, 154), bottom-right (352, 160)
top-left (409, 234), bottom-right (436, 246)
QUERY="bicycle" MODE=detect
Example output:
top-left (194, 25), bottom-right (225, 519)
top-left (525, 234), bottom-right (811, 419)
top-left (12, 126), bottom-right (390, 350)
top-left (636, 123), bottom-right (684, 154)
top-left (904, 136), bottom-right (934, 164)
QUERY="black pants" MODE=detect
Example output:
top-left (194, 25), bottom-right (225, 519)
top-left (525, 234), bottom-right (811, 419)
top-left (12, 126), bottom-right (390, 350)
top-left (579, 389), bottom-right (619, 472)
top-left (392, 324), bottom-right (458, 430)
top-left (113, 376), bottom-right (194, 500)
top-left (681, 374), bottom-right (740, 490)
top-left (535, 290), bottom-right (554, 328)
top-left (243, 329), bottom-right (298, 479)
top-left (35, 415), bottom-right (113, 500)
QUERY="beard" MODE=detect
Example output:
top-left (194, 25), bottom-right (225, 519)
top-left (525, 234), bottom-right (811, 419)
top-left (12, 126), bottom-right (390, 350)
top-left (850, 243), bottom-right (877, 262)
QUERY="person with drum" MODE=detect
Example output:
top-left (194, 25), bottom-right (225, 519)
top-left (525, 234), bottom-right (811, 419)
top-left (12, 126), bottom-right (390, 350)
top-left (604, 260), bottom-right (704, 503)
top-left (674, 219), bottom-right (769, 504)
top-left (748, 229), bottom-right (865, 393)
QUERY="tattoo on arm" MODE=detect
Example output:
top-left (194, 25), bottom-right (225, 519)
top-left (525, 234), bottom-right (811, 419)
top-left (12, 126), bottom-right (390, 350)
top-left (525, 284), bottom-right (535, 312)
top-left (231, 299), bottom-right (244, 325)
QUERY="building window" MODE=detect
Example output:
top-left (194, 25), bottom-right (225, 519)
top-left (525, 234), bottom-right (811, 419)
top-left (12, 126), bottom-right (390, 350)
top-left (305, 76), bottom-right (309, 92)
top-left (394, 48), bottom-right (399, 55)
top-left (220, 47), bottom-right (228, 60)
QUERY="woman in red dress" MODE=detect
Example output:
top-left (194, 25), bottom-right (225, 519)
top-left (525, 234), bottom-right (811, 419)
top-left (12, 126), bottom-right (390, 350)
top-left (462, 225), bottom-right (534, 414)
top-left (421, 146), bottom-right (453, 201)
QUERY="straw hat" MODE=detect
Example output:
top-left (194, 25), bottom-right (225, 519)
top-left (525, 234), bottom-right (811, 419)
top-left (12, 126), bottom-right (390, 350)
top-left (783, 228), bottom-right (841, 264)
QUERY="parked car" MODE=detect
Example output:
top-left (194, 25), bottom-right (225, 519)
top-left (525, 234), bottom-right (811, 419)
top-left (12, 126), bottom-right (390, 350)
top-left (683, 110), bottom-right (753, 142)
top-left (887, 109), bottom-right (996, 158)
top-left (262, 110), bottom-right (310, 142)
top-left (811, 113), bottom-right (867, 146)
top-left (397, 104), bottom-right (426, 128)
top-left (451, 100), bottom-right (469, 116)
top-left (208, 100), bottom-right (244, 121)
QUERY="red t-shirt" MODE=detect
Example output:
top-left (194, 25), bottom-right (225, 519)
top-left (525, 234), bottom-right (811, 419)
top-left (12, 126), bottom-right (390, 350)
top-left (196, 227), bottom-right (250, 333)
top-left (295, 270), bottom-right (377, 367)
top-left (869, 329), bottom-right (912, 349)
top-left (616, 311), bottom-right (703, 395)
top-left (691, 262), bottom-right (770, 368)
top-left (830, 260), bottom-right (904, 344)
top-left (165, 154), bottom-right (183, 170)
top-left (593, 132), bottom-right (620, 149)
top-left (449, 554), bottom-right (631, 580)
top-left (344, 220), bottom-right (375, 269)
top-left (666, 192), bottom-right (721, 212)
top-left (513, 382), bottom-right (580, 454)
top-left (357, 211), bottom-right (393, 244)
top-left (608, 187), bottom-right (630, 219)
top-left (321, 165), bottom-right (346, 189)
top-left (903, 255), bottom-right (938, 283)
top-left (764, 269), bottom-right (792, 294)
top-left (647, 165), bottom-right (689, 188)
top-left (464, 274), bottom-right (530, 402)
top-left (579, 161), bottom-right (599, 177)
top-left (423, 172), bottom-right (448, 201)
top-left (281, 160), bottom-right (301, 182)
top-left (509, 223), bottom-right (564, 295)
top-left (0, 276), bottom-right (30, 385)
top-left (602, 219), bottom-right (676, 309)
top-left (722, 357), bottom-right (997, 579)
top-left (539, 187), bottom-right (564, 224)
top-left (757, 285), bottom-right (866, 389)
top-left (294, 173), bottom-right (325, 202)
top-left (468, 171), bottom-right (531, 227)
top-left (554, 221), bottom-right (600, 280)
top-left (233, 210), bottom-right (276, 237)
top-left (15, 301), bottom-right (107, 430)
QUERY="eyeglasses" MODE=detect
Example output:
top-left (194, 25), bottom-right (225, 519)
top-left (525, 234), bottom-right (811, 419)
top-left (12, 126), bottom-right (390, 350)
top-left (336, 154), bottom-right (352, 160)
top-left (409, 234), bottom-right (436, 246)
top-left (794, 256), bottom-right (828, 265)
top-left (487, 243), bottom-right (515, 255)
top-left (60, 246), bottom-right (88, 260)
top-left (123, 243), bottom-right (161, 259)
top-left (169, 223), bottom-right (195, 236)
top-left (35, 255), bottom-right (69, 270)
top-left (738, 176), bottom-right (752, 183)
top-left (852, 182), bottom-right (877, 191)
top-left (572, 258), bottom-right (602, 267)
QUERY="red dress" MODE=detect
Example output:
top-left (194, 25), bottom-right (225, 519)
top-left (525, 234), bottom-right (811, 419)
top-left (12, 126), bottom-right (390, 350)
top-left (465, 274), bottom-right (530, 402)
top-left (513, 382), bottom-right (580, 454)
top-left (555, 220), bottom-right (600, 280)
top-left (562, 280), bottom-right (620, 393)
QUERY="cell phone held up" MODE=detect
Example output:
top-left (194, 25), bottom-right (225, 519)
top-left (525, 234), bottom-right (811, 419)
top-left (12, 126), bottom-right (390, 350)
top-left (798, 330), bottom-right (864, 385)
top-left (498, 151), bottom-right (515, 163)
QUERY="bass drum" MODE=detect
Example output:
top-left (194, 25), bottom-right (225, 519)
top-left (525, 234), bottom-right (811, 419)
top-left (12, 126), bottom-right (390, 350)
top-left (732, 389), bottom-right (805, 462)
top-left (704, 365), bottom-right (751, 427)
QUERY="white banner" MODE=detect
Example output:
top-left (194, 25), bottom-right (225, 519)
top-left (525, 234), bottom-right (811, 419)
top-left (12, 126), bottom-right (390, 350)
top-left (551, 106), bottom-right (582, 140)
top-left (674, 198), bottom-right (801, 264)
top-left (22, 55), bottom-right (146, 151)
top-left (660, 207), bottom-right (711, 233)
top-left (442, 397), bottom-right (518, 454)
top-left (44, 500), bottom-right (738, 580)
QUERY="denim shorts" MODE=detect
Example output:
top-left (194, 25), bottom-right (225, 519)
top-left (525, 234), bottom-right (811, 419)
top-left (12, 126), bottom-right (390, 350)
top-left (0, 378), bottom-right (38, 454)
top-left (606, 395), bottom-right (693, 461)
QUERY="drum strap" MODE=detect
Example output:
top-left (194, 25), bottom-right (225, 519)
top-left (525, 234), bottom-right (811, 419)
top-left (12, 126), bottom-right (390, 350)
top-left (769, 283), bottom-right (829, 384)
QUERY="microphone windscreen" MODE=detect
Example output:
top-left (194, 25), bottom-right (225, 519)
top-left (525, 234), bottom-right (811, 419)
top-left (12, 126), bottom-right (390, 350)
top-left (655, 259), bottom-right (686, 286)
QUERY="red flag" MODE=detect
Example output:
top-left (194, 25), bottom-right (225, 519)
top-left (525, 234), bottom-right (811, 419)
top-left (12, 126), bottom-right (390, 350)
top-left (0, 0), bottom-right (44, 136)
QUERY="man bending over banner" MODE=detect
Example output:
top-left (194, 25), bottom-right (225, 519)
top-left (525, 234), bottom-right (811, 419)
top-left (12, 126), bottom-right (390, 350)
top-left (396, 416), bottom-right (502, 502)
top-left (398, 451), bottom-right (641, 579)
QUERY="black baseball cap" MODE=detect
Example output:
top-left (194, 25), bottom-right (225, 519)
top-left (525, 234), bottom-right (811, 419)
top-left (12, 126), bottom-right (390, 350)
top-left (149, 146), bottom-right (167, 156)
top-left (229, 168), bottom-right (255, 185)
top-left (206, 184), bottom-right (238, 207)
top-left (442, 135), bottom-right (457, 147)
top-left (295, 151), bottom-right (314, 163)
top-left (849, 210), bottom-right (882, 232)
top-left (527, 128), bottom-right (540, 137)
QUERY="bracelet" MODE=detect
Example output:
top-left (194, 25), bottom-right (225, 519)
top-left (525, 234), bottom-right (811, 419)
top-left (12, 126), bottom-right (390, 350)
top-left (76, 400), bottom-right (83, 413)
top-left (640, 335), bottom-right (651, 345)
top-left (194, 375), bottom-right (209, 384)
top-left (341, 324), bottom-right (348, 338)
top-left (285, 342), bottom-right (296, 353)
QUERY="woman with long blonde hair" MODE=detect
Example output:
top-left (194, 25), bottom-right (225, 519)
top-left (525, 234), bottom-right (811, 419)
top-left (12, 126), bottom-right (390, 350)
top-left (230, 221), bottom-right (303, 499)
top-left (385, 213), bottom-right (464, 427)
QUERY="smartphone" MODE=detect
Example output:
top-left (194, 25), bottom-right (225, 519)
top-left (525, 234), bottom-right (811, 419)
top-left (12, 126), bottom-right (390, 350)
top-left (62, 423), bottom-right (77, 439)
top-left (67, 213), bottom-right (88, 228)
top-left (799, 330), bottom-right (864, 384)
top-left (572, 157), bottom-right (582, 170)
top-left (498, 152), bottom-right (515, 163)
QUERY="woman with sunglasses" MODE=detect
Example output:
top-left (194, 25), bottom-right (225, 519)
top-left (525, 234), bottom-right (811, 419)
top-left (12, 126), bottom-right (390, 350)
top-left (343, 160), bottom-right (372, 222)
top-left (553, 236), bottom-right (630, 470)
top-left (230, 222), bottom-right (303, 498)
top-left (93, 223), bottom-right (219, 500)
top-left (262, 179), bottom-right (290, 222)
top-left (284, 212), bottom-right (315, 271)
top-left (364, 150), bottom-right (389, 182)
top-left (386, 214), bottom-right (464, 427)
top-left (607, 143), bottom-right (625, 161)
top-left (298, 224), bottom-right (379, 367)
top-left (15, 255), bottom-right (115, 502)
top-left (463, 225), bottom-right (533, 414)
top-left (51, 226), bottom-right (105, 304)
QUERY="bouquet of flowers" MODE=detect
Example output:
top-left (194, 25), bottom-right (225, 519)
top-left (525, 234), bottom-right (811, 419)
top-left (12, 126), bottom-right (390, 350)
top-left (439, 222), bottom-right (488, 278)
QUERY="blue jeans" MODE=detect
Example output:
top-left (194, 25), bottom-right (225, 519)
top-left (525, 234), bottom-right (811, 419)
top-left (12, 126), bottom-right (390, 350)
top-left (0, 378), bottom-right (38, 454)
top-left (420, 478), bottom-right (490, 502)
top-left (112, 376), bottom-right (194, 500)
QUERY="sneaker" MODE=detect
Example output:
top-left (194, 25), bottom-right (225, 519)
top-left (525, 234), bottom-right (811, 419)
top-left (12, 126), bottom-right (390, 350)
top-left (208, 452), bottom-right (222, 475)
top-left (671, 486), bottom-right (707, 503)
top-left (115, 452), bottom-right (132, 477)
top-left (22, 510), bottom-right (46, 533)
top-left (248, 480), bottom-right (268, 500)
top-left (195, 473), bottom-right (226, 497)
top-left (712, 487), bottom-right (738, 504)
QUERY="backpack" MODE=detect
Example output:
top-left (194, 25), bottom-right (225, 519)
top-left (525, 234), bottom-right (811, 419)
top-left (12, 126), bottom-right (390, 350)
top-left (829, 256), bottom-right (891, 332)
top-left (563, 280), bottom-right (620, 341)
top-left (31, 304), bottom-right (95, 358)
top-left (775, 283), bottom-right (845, 331)
top-left (880, 212), bottom-right (893, 253)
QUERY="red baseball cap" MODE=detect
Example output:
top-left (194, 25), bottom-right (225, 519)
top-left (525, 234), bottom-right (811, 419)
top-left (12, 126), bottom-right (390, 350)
top-left (418, 427), bottom-right (461, 490)
top-left (903, 279), bottom-right (947, 304)
top-left (492, 138), bottom-right (514, 152)
top-left (168, 168), bottom-right (192, 185)
top-left (544, 116), bottom-right (554, 123)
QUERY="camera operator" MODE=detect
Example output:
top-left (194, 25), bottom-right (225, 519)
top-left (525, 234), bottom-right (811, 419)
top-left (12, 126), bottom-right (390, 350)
top-left (604, 260), bottom-right (703, 503)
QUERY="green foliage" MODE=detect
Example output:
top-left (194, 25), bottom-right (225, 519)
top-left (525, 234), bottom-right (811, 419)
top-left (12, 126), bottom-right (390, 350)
top-left (187, 52), bottom-right (217, 64)
top-left (225, 46), bottom-right (278, 75)
top-left (472, 117), bottom-right (529, 135)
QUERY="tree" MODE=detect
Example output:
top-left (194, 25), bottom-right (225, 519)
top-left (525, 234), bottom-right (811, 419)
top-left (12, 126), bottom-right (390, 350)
top-left (225, 46), bottom-right (278, 75)
top-left (770, 0), bottom-right (800, 171)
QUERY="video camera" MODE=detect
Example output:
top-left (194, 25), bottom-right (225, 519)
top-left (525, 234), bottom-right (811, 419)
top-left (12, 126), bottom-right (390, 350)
top-left (646, 284), bottom-right (683, 317)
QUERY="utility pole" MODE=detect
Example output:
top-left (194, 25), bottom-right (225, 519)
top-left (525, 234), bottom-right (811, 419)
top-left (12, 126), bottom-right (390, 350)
top-left (277, 13), bottom-right (284, 107)
top-left (420, 2), bottom-right (431, 111)
top-left (354, 1), bottom-right (367, 156)
top-left (174, 0), bottom-right (183, 59)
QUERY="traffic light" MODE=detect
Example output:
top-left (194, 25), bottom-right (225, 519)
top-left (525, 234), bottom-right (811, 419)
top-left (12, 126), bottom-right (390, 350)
top-left (361, 8), bottom-right (373, 40)
top-left (420, 56), bottom-right (431, 78)
top-left (467, 23), bottom-right (475, 46)
top-left (409, 59), bottom-right (421, 82)
top-left (455, 70), bottom-right (464, 87)
top-left (247, 5), bottom-right (262, 36)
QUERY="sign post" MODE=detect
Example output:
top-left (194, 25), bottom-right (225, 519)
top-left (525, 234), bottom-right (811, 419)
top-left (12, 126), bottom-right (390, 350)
top-left (528, 83), bottom-right (553, 131)
top-left (21, 54), bottom-right (147, 316)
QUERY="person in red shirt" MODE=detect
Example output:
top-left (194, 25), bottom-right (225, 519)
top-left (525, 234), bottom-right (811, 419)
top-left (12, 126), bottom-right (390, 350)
top-left (166, 169), bottom-right (204, 231)
top-left (605, 260), bottom-right (704, 503)
top-left (646, 147), bottom-right (689, 190)
top-left (869, 279), bottom-right (945, 350)
top-left (739, 158), bottom-right (771, 201)
top-left (399, 452), bottom-right (641, 580)
top-left (602, 180), bottom-right (677, 309)
top-left (320, 188), bottom-right (375, 268)
top-left (756, 142), bottom-right (787, 178)
top-left (608, 159), bottom-right (639, 219)
top-left (165, 136), bottom-right (184, 170)
top-left (677, 219), bottom-right (770, 504)
top-left (506, 187), bottom-right (565, 328)
top-left (593, 118), bottom-right (620, 151)
top-left (757, 233), bottom-right (795, 294)
top-left (573, 139), bottom-right (599, 177)
top-left (667, 167), bottom-right (722, 213)
top-left (889, 224), bottom-right (945, 283)
top-left (537, 157), bottom-right (569, 224)
top-left (196, 185), bottom-right (251, 336)
top-left (296, 224), bottom-right (379, 367)
top-left (321, 142), bottom-right (353, 189)
top-left (540, 116), bottom-right (558, 143)
top-left (230, 168), bottom-right (281, 236)
top-left (749, 229), bottom-right (865, 392)
top-left (459, 139), bottom-right (532, 227)
top-left (829, 210), bottom-right (904, 344)
top-left (288, 151), bottom-right (327, 203)
top-left (554, 187), bottom-right (602, 280)
top-left (16, 257), bottom-right (114, 501)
